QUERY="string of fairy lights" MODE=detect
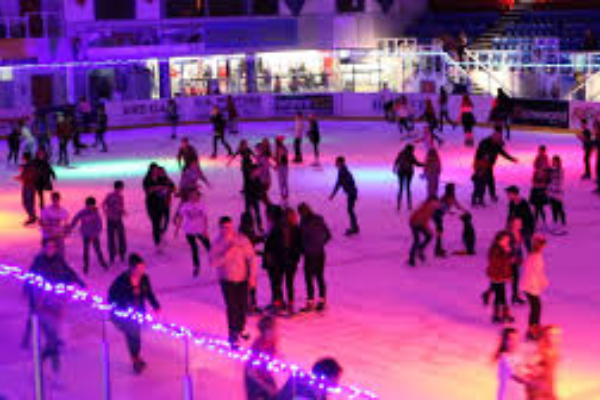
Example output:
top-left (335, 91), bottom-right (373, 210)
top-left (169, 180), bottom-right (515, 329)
top-left (0, 263), bottom-right (378, 399)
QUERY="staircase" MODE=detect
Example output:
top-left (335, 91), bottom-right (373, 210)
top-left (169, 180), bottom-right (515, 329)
top-left (470, 1), bottom-right (535, 50)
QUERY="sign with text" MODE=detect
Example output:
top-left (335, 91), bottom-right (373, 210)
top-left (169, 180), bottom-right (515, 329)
top-left (274, 94), bottom-right (335, 116)
top-left (512, 98), bottom-right (570, 128)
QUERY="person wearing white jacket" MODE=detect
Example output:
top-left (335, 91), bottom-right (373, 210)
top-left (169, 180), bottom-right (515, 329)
top-left (521, 234), bottom-right (549, 340)
top-left (210, 215), bottom-right (258, 347)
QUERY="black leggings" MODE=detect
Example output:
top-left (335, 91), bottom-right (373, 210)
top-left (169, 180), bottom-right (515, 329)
top-left (147, 202), bottom-right (168, 246)
top-left (491, 282), bottom-right (507, 307)
top-left (185, 234), bottom-right (211, 269)
top-left (549, 197), bottom-right (566, 225)
top-left (113, 318), bottom-right (141, 360)
top-left (7, 146), bottom-right (19, 163)
top-left (439, 109), bottom-right (454, 130)
top-left (396, 172), bottom-right (413, 209)
top-left (212, 135), bottom-right (233, 156)
top-left (511, 263), bottom-right (521, 300)
top-left (397, 118), bottom-right (412, 134)
top-left (525, 293), bottom-right (541, 327)
top-left (304, 252), bottom-right (326, 301)
top-left (283, 263), bottom-right (298, 304)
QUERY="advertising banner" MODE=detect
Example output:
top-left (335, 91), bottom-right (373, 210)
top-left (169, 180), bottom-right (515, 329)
top-left (512, 98), bottom-right (570, 128)
top-left (274, 94), bottom-right (336, 116)
top-left (569, 101), bottom-right (600, 129)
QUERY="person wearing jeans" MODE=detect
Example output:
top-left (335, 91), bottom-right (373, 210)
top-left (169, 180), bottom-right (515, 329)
top-left (408, 197), bottom-right (440, 266)
top-left (521, 234), bottom-right (549, 340)
top-left (19, 152), bottom-right (38, 225)
top-left (69, 196), bottom-right (108, 273)
top-left (108, 253), bottom-right (160, 374)
top-left (103, 180), bottom-right (127, 264)
top-left (330, 156), bottom-right (359, 236)
top-left (486, 231), bottom-right (514, 324)
top-left (174, 190), bottom-right (211, 277)
top-left (210, 216), bottom-right (258, 347)
top-left (210, 106), bottom-right (233, 158)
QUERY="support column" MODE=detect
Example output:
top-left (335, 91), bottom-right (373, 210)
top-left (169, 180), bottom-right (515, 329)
top-left (159, 60), bottom-right (172, 99)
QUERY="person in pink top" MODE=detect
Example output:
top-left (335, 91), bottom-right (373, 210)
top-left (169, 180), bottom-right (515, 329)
top-left (522, 234), bottom-right (549, 340)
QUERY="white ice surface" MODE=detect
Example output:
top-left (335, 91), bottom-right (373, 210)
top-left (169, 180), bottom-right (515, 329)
top-left (1, 120), bottom-right (599, 400)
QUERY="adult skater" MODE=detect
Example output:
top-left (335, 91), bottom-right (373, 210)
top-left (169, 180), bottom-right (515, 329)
top-left (576, 118), bottom-right (593, 180)
top-left (298, 202), bottom-right (331, 312)
top-left (7, 123), bottom-right (21, 165)
top-left (509, 217), bottom-right (526, 305)
top-left (245, 316), bottom-right (279, 399)
top-left (108, 253), bottom-right (161, 374)
top-left (19, 119), bottom-right (36, 156)
top-left (293, 112), bottom-right (305, 163)
top-left (226, 95), bottom-right (239, 135)
top-left (25, 239), bottom-right (86, 371)
top-left (475, 127), bottom-right (518, 203)
top-left (244, 164), bottom-right (265, 233)
top-left (93, 104), bottom-right (108, 152)
top-left (491, 89), bottom-right (514, 141)
top-left (56, 113), bottom-right (72, 166)
top-left (433, 183), bottom-right (466, 258)
top-left (167, 98), bottom-right (179, 140)
top-left (459, 94), bottom-right (476, 146)
top-left (494, 327), bottom-right (525, 400)
top-left (32, 148), bottom-right (56, 211)
top-left (547, 155), bottom-right (566, 233)
top-left (486, 230), bottom-right (514, 324)
top-left (17, 151), bottom-right (38, 225)
top-left (393, 144), bottom-right (424, 211)
top-left (330, 156), bottom-right (359, 236)
top-left (264, 206), bottom-right (286, 313)
top-left (522, 234), bottom-right (549, 341)
top-left (530, 148), bottom-right (550, 230)
top-left (210, 106), bottom-right (233, 158)
top-left (307, 114), bottom-right (321, 166)
top-left (422, 98), bottom-right (439, 133)
top-left (472, 156), bottom-right (488, 207)
top-left (438, 86), bottom-right (455, 131)
top-left (102, 180), bottom-right (127, 265)
top-left (593, 126), bottom-right (600, 194)
top-left (256, 140), bottom-right (273, 206)
top-left (228, 139), bottom-right (255, 193)
top-left (525, 325), bottom-right (560, 400)
top-left (33, 110), bottom-right (51, 156)
top-left (210, 216), bottom-right (258, 347)
top-left (506, 186), bottom-right (535, 251)
top-left (69, 196), bottom-right (108, 273)
top-left (423, 147), bottom-right (442, 199)
top-left (39, 192), bottom-right (70, 256)
top-left (380, 83), bottom-right (395, 122)
top-left (281, 208), bottom-right (302, 315)
top-left (274, 136), bottom-right (290, 201)
top-left (143, 163), bottom-right (175, 251)
top-left (174, 189), bottom-right (211, 277)
top-left (278, 357), bottom-right (343, 399)
top-left (395, 95), bottom-right (414, 137)
top-left (177, 137), bottom-right (199, 170)
top-left (408, 196), bottom-right (440, 267)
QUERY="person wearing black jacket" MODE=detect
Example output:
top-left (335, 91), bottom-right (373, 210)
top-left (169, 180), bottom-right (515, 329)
top-left (393, 144), bottom-right (424, 211)
top-left (210, 106), bottom-right (233, 158)
top-left (24, 239), bottom-right (86, 371)
top-left (108, 253), bottom-right (160, 374)
top-left (94, 104), bottom-right (108, 152)
top-left (298, 203), bottom-right (331, 312)
top-left (475, 128), bottom-right (518, 202)
top-left (307, 114), bottom-right (321, 166)
top-left (492, 89), bottom-right (514, 140)
top-left (7, 124), bottom-right (21, 164)
top-left (330, 156), bottom-right (359, 236)
top-left (33, 148), bottom-right (56, 212)
top-left (577, 118), bottom-right (593, 180)
top-left (438, 86), bottom-right (455, 131)
top-left (506, 185), bottom-right (534, 251)
top-left (263, 206), bottom-right (286, 313)
top-left (167, 98), bottom-right (179, 140)
top-left (143, 164), bottom-right (175, 251)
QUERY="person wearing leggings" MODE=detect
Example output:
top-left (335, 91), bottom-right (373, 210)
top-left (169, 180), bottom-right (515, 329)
top-left (174, 190), bottom-right (211, 277)
top-left (547, 155), bottom-right (566, 231)
top-left (438, 86), bottom-right (455, 131)
top-left (485, 231), bottom-right (514, 324)
top-left (143, 164), bottom-right (174, 251)
top-left (108, 254), bottom-right (160, 375)
top-left (393, 144), bottom-right (423, 211)
top-left (521, 235), bottom-right (549, 340)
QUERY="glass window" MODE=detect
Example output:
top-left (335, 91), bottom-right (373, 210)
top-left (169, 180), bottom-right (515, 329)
top-left (337, 0), bottom-right (365, 13)
top-left (253, 0), bottom-right (279, 15)
top-left (207, 0), bottom-right (246, 17)
top-left (164, 0), bottom-right (204, 18)
top-left (95, 0), bottom-right (136, 20)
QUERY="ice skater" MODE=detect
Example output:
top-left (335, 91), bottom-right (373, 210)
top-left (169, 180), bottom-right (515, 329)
top-left (93, 104), bottom-right (108, 152)
top-left (245, 316), bottom-right (279, 399)
top-left (210, 216), bottom-right (258, 347)
top-left (167, 98), bottom-right (179, 140)
top-left (56, 113), bottom-right (72, 166)
top-left (395, 95), bottom-right (414, 138)
top-left (32, 148), bottom-right (56, 212)
top-left (210, 106), bottom-right (233, 158)
top-left (421, 98), bottom-right (439, 133)
top-left (17, 151), bottom-right (38, 225)
top-left (423, 147), bottom-right (442, 199)
top-left (274, 136), bottom-right (290, 201)
top-left (7, 123), bottom-right (21, 165)
top-left (459, 94), bottom-right (476, 146)
top-left (530, 147), bottom-right (550, 231)
top-left (506, 185), bottom-right (535, 251)
top-left (102, 180), bottom-right (128, 264)
top-left (547, 155), bottom-right (566, 234)
top-left (307, 114), bottom-right (321, 166)
top-left (485, 230), bottom-right (515, 324)
top-left (408, 196), bottom-right (440, 266)
top-left (494, 327), bottom-right (525, 400)
top-left (330, 156), bottom-right (359, 236)
top-left (433, 183), bottom-right (466, 258)
top-left (475, 126), bottom-right (518, 203)
top-left (226, 95), bottom-right (239, 135)
top-left (108, 253), bottom-right (161, 374)
top-left (143, 163), bottom-right (176, 252)
top-left (69, 196), bottom-right (108, 273)
top-left (438, 86), bottom-right (455, 131)
top-left (522, 234), bottom-right (549, 341)
top-left (228, 139), bottom-right (255, 193)
top-left (490, 88), bottom-right (514, 141)
top-left (40, 191), bottom-right (70, 256)
top-left (393, 144), bottom-right (423, 211)
top-left (174, 189), bottom-right (211, 277)
top-left (576, 118), bottom-right (593, 180)
top-left (293, 112), bottom-right (305, 163)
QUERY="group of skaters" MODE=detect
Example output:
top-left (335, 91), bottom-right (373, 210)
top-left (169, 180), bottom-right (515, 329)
top-left (11, 88), bottom-right (600, 399)
top-left (6, 97), bottom-right (110, 169)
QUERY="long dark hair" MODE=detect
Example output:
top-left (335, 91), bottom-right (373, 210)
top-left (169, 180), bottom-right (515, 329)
top-left (494, 327), bottom-right (516, 361)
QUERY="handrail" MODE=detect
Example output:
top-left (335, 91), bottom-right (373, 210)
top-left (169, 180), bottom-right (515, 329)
top-left (463, 48), bottom-right (513, 96)
top-left (566, 68), bottom-right (600, 101)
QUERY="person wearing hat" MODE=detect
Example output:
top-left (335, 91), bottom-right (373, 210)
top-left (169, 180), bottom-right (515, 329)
top-left (274, 136), bottom-right (289, 201)
top-left (506, 185), bottom-right (534, 251)
top-left (522, 234), bottom-right (549, 340)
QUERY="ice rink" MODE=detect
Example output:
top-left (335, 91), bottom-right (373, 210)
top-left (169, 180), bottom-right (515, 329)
top-left (1, 119), bottom-right (599, 400)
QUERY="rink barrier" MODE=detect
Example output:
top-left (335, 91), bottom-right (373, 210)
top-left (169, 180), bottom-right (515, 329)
top-left (0, 263), bottom-right (378, 399)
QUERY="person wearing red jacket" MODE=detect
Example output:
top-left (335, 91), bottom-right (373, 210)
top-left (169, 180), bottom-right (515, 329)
top-left (486, 231), bottom-right (515, 324)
